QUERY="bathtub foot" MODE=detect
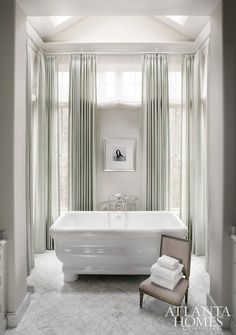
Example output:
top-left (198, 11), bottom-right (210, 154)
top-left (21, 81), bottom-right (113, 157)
top-left (64, 273), bottom-right (79, 282)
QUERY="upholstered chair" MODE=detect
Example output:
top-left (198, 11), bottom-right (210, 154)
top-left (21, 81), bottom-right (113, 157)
top-left (139, 234), bottom-right (192, 321)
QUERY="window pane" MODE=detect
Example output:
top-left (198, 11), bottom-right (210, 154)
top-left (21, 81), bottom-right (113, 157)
top-left (168, 55), bottom-right (183, 215)
top-left (169, 71), bottom-right (182, 105)
top-left (106, 72), bottom-right (115, 84)
top-left (58, 71), bottom-right (69, 104)
top-left (96, 55), bottom-right (142, 105)
top-left (58, 106), bottom-right (69, 213)
top-left (122, 72), bottom-right (142, 102)
top-left (58, 66), bottom-right (69, 213)
top-left (169, 107), bottom-right (182, 214)
top-left (123, 72), bottom-right (136, 83)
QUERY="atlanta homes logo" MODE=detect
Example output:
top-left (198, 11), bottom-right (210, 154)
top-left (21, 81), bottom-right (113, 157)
top-left (165, 305), bottom-right (230, 330)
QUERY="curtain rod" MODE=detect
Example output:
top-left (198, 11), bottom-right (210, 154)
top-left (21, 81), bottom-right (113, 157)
top-left (44, 51), bottom-right (193, 56)
top-left (27, 36), bottom-right (208, 57)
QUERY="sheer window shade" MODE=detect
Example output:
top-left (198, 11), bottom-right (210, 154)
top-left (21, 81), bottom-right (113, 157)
top-left (97, 55), bottom-right (142, 107)
top-left (57, 56), bottom-right (70, 213)
top-left (168, 55), bottom-right (183, 215)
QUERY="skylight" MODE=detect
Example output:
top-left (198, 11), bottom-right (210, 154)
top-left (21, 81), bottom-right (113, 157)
top-left (166, 16), bottom-right (188, 26)
top-left (50, 16), bottom-right (72, 27)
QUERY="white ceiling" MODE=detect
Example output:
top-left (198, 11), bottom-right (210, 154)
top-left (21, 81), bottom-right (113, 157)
top-left (155, 16), bottom-right (209, 39)
top-left (28, 16), bottom-right (84, 40)
top-left (19, 0), bottom-right (219, 16)
top-left (28, 16), bottom-right (209, 42)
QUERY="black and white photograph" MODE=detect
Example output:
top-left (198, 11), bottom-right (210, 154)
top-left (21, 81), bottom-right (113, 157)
top-left (112, 147), bottom-right (126, 162)
top-left (104, 137), bottom-right (136, 171)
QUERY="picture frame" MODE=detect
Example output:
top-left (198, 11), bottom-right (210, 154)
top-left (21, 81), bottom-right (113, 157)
top-left (103, 137), bottom-right (136, 172)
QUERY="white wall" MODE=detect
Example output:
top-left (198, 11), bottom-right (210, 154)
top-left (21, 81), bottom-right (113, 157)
top-left (96, 107), bottom-right (144, 210)
top-left (209, 0), bottom-right (236, 318)
top-left (221, 0), bottom-right (236, 313)
top-left (14, 1), bottom-right (28, 311)
top-left (0, 0), bottom-right (27, 318)
top-left (0, 0), bottom-right (15, 311)
top-left (208, 1), bottom-right (224, 307)
top-left (48, 16), bottom-right (190, 43)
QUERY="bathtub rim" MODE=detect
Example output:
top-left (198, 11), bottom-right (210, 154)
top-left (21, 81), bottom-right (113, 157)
top-left (50, 210), bottom-right (187, 237)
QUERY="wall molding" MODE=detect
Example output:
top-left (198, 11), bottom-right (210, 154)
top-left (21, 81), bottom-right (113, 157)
top-left (192, 22), bottom-right (210, 53)
top-left (42, 41), bottom-right (196, 54)
top-left (6, 293), bottom-right (30, 328)
top-left (27, 22), bottom-right (44, 50)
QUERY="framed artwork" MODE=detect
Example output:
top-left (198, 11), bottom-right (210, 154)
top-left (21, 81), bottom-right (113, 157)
top-left (103, 137), bottom-right (136, 171)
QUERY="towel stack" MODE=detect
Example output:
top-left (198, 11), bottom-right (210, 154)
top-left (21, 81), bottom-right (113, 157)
top-left (150, 255), bottom-right (184, 290)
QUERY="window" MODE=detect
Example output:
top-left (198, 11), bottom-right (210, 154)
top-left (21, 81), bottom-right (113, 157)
top-left (97, 55), bottom-right (142, 106)
top-left (169, 106), bottom-right (182, 213)
top-left (58, 56), bottom-right (70, 213)
top-left (168, 55), bottom-right (183, 215)
top-left (56, 55), bottom-right (183, 214)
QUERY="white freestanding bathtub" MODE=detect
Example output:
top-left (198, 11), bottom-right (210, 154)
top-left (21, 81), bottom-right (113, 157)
top-left (50, 211), bottom-right (187, 282)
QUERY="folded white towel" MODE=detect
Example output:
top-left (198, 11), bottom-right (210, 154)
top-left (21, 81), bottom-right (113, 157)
top-left (150, 272), bottom-right (183, 291)
top-left (157, 255), bottom-right (179, 270)
top-left (151, 262), bottom-right (184, 281)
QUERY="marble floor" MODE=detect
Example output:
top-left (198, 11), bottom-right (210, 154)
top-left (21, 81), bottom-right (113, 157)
top-left (5, 252), bottom-right (231, 335)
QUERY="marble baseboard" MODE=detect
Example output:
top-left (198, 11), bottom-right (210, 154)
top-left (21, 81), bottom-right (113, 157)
top-left (6, 293), bottom-right (30, 328)
top-left (207, 293), bottom-right (230, 329)
top-left (0, 318), bottom-right (7, 335)
top-left (231, 318), bottom-right (236, 335)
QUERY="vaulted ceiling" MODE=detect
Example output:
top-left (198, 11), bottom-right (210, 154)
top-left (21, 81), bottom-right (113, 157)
top-left (21, 0), bottom-right (216, 45)
top-left (28, 16), bottom-right (209, 43)
top-left (18, 0), bottom-right (219, 16)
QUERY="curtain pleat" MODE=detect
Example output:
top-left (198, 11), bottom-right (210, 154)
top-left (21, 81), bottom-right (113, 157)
top-left (34, 53), bottom-right (47, 253)
top-left (143, 54), bottom-right (169, 211)
top-left (34, 54), bottom-right (59, 253)
top-left (45, 56), bottom-right (59, 250)
top-left (26, 46), bottom-right (35, 274)
top-left (181, 47), bottom-right (209, 256)
top-left (69, 54), bottom-right (96, 211)
top-left (192, 48), bottom-right (208, 256)
top-left (181, 55), bottom-right (194, 240)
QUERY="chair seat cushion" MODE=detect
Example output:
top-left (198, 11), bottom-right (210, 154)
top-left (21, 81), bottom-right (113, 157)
top-left (139, 277), bottom-right (189, 306)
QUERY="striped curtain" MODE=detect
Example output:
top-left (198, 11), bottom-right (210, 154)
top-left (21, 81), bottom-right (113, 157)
top-left (181, 55), bottom-right (194, 241)
top-left (45, 56), bottom-right (59, 249)
top-left (26, 45), bottom-right (34, 274)
top-left (33, 53), bottom-right (59, 253)
top-left (181, 47), bottom-right (209, 256)
top-left (143, 54), bottom-right (170, 211)
top-left (69, 54), bottom-right (97, 210)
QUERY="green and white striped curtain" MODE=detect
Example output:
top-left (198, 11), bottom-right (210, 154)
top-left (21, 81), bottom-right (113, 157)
top-left (181, 47), bottom-right (209, 256)
top-left (143, 54), bottom-right (170, 211)
top-left (181, 55), bottom-right (194, 240)
top-left (34, 53), bottom-right (47, 253)
top-left (30, 53), bottom-right (59, 254)
top-left (69, 54), bottom-right (97, 210)
top-left (26, 45), bottom-right (34, 274)
top-left (45, 56), bottom-right (59, 250)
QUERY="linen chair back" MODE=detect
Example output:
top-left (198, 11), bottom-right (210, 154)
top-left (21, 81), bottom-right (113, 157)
top-left (160, 235), bottom-right (192, 279)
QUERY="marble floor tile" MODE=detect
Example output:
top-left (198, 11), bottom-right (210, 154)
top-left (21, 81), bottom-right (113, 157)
top-left (5, 252), bottom-right (231, 335)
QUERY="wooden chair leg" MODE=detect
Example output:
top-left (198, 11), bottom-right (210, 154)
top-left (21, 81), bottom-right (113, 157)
top-left (176, 306), bottom-right (181, 322)
top-left (139, 291), bottom-right (144, 308)
top-left (185, 289), bottom-right (188, 305)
